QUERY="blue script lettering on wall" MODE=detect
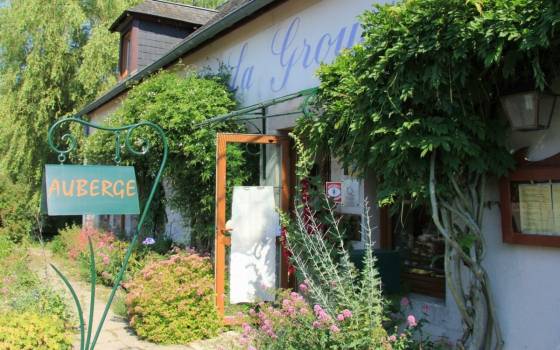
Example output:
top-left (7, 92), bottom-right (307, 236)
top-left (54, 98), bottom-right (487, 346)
top-left (269, 17), bottom-right (363, 92)
top-left (229, 43), bottom-right (254, 91)
top-left (228, 16), bottom-right (363, 95)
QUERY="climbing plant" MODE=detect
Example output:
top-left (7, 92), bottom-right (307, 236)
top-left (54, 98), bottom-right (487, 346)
top-left (295, 0), bottom-right (560, 349)
top-left (81, 70), bottom-right (251, 251)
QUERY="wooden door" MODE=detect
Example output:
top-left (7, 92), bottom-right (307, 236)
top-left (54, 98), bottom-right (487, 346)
top-left (214, 133), bottom-right (291, 324)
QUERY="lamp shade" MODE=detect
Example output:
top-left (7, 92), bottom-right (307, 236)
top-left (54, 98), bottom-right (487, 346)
top-left (500, 91), bottom-right (556, 131)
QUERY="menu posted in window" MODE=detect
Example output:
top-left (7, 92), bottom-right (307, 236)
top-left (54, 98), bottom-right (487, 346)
top-left (518, 183), bottom-right (560, 235)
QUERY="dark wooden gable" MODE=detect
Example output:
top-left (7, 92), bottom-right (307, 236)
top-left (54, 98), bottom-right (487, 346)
top-left (111, 0), bottom-right (217, 78)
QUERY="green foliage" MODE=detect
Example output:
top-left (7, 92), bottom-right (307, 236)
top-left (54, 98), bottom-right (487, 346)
top-left (0, 236), bottom-right (72, 348)
top-left (242, 290), bottom-right (391, 350)
top-left (0, 0), bottom-right (227, 236)
top-left (0, 173), bottom-right (34, 243)
top-left (81, 70), bottom-right (250, 250)
top-left (282, 200), bottom-right (386, 349)
top-left (0, 312), bottom-right (72, 350)
top-left (0, 0), bottom-right (138, 236)
top-left (52, 225), bottom-right (161, 286)
top-left (296, 0), bottom-right (560, 206)
top-left (125, 250), bottom-right (220, 344)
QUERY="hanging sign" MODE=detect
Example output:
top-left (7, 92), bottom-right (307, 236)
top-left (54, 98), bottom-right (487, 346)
top-left (326, 181), bottom-right (342, 203)
top-left (44, 164), bottom-right (140, 216)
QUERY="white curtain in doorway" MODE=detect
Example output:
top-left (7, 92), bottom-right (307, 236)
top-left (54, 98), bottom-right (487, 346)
top-left (229, 186), bottom-right (278, 304)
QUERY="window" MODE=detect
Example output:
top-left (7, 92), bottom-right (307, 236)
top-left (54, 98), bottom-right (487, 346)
top-left (381, 204), bottom-right (445, 298)
top-left (500, 149), bottom-right (560, 247)
top-left (120, 31), bottom-right (131, 78)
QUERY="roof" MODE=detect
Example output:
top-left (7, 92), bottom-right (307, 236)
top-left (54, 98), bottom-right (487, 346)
top-left (109, 0), bottom-right (218, 32)
top-left (78, 0), bottom-right (280, 118)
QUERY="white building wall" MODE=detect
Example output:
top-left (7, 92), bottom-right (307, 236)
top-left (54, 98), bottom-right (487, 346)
top-left (83, 0), bottom-right (560, 347)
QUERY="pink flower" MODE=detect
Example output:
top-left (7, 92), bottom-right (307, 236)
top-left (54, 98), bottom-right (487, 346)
top-left (313, 304), bottom-right (323, 313)
top-left (312, 321), bottom-right (321, 328)
top-left (102, 255), bottom-right (110, 265)
top-left (337, 314), bottom-right (345, 321)
top-left (400, 297), bottom-right (410, 307)
top-left (407, 314), bottom-right (417, 328)
top-left (329, 325), bottom-right (340, 333)
top-left (290, 292), bottom-right (301, 300)
top-left (242, 323), bottom-right (252, 334)
top-left (342, 309), bottom-right (352, 318)
top-left (248, 346), bottom-right (257, 350)
top-left (299, 283), bottom-right (309, 293)
top-left (317, 310), bottom-right (330, 321)
top-left (388, 335), bottom-right (397, 342)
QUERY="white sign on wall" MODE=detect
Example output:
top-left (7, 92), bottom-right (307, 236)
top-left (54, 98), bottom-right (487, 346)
top-left (197, 0), bottom-right (392, 106)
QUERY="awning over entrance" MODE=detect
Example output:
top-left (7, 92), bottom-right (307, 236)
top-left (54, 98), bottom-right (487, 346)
top-left (197, 87), bottom-right (318, 129)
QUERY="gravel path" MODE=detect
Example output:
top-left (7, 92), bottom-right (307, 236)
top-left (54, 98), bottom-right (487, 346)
top-left (27, 247), bottom-right (238, 350)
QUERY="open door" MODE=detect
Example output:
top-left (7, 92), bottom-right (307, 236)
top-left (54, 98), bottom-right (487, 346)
top-left (214, 133), bottom-right (292, 324)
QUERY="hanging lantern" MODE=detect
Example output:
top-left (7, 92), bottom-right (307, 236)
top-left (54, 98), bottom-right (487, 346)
top-left (500, 91), bottom-right (557, 131)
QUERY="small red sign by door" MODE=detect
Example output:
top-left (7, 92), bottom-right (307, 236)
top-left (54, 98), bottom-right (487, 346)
top-left (325, 182), bottom-right (342, 203)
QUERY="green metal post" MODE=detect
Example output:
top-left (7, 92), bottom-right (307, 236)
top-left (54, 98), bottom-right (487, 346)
top-left (47, 117), bottom-right (168, 350)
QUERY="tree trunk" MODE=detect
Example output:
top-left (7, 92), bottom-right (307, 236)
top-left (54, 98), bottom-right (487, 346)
top-left (429, 152), bottom-right (504, 350)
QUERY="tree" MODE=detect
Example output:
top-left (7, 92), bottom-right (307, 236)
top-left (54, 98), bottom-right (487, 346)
top-left (295, 0), bottom-right (560, 348)
top-left (0, 0), bottom-right (227, 238)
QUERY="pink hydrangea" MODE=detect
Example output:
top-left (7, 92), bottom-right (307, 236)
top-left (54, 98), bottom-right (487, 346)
top-left (407, 314), bottom-right (417, 328)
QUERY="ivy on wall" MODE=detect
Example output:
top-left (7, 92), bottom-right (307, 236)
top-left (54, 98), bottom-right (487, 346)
top-left (295, 0), bottom-right (560, 348)
top-left (81, 70), bottom-right (252, 251)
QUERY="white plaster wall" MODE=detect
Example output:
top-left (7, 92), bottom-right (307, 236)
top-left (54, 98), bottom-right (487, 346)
top-left (482, 178), bottom-right (560, 350)
top-left (410, 109), bottom-right (560, 349)
top-left (478, 108), bottom-right (560, 349)
top-left (82, 1), bottom-right (560, 345)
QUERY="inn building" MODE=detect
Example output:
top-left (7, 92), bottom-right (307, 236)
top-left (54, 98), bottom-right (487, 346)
top-left (76, 0), bottom-right (560, 348)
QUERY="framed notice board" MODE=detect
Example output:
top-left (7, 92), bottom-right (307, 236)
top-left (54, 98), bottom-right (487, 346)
top-left (500, 150), bottom-right (560, 247)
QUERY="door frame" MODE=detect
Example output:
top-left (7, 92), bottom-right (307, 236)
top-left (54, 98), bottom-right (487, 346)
top-left (214, 133), bottom-right (291, 324)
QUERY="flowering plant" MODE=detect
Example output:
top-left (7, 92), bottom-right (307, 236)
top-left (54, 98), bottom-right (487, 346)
top-left (124, 249), bottom-right (220, 344)
top-left (54, 225), bottom-right (157, 286)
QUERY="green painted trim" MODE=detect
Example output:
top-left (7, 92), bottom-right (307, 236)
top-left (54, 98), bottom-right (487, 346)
top-left (197, 86), bottom-right (318, 127)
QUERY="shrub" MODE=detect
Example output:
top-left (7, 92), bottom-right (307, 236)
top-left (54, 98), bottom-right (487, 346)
top-left (0, 173), bottom-right (34, 243)
top-left (0, 234), bottom-right (14, 260)
top-left (80, 70), bottom-right (251, 251)
top-left (125, 250), bottom-right (220, 344)
top-left (240, 199), bottom-right (437, 349)
top-left (0, 238), bottom-right (72, 349)
top-left (53, 225), bottom-right (159, 286)
top-left (241, 289), bottom-right (428, 350)
top-left (0, 312), bottom-right (72, 350)
top-left (282, 201), bottom-right (385, 349)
